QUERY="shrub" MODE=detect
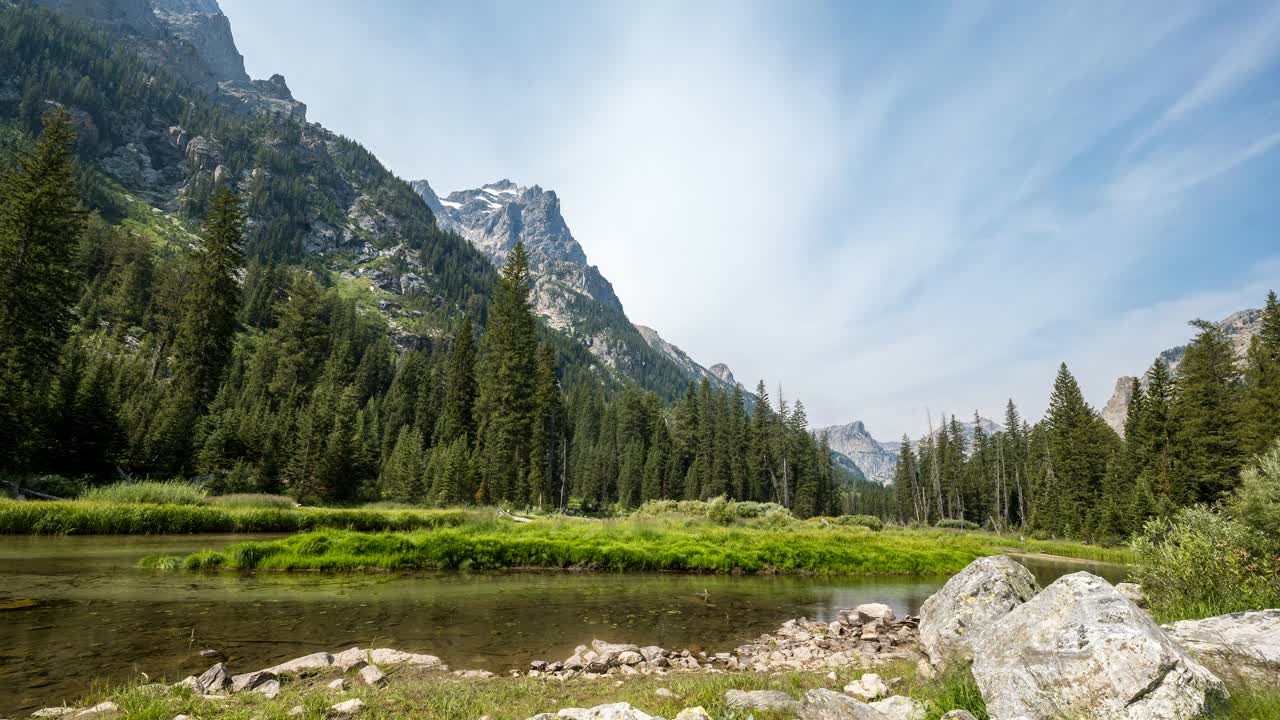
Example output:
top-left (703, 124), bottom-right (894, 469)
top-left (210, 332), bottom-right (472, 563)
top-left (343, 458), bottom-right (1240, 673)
top-left (1129, 506), bottom-right (1280, 622)
top-left (936, 518), bottom-right (980, 531)
top-left (835, 514), bottom-right (884, 531)
top-left (206, 493), bottom-right (296, 510)
top-left (81, 481), bottom-right (207, 506)
top-left (1229, 440), bottom-right (1280, 545)
top-left (706, 496), bottom-right (736, 525)
top-left (760, 508), bottom-right (795, 529)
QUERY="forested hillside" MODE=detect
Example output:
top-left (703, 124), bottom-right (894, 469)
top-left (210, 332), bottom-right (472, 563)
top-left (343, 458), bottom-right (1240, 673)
top-left (890, 299), bottom-right (1280, 542)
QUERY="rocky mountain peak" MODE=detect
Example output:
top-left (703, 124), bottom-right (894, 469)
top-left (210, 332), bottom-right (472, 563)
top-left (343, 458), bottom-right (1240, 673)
top-left (708, 363), bottom-right (737, 387)
top-left (1100, 376), bottom-right (1137, 437)
top-left (815, 419), bottom-right (897, 486)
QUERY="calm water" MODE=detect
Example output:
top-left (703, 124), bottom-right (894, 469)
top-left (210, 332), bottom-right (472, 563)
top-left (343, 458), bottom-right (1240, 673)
top-left (0, 535), bottom-right (1126, 713)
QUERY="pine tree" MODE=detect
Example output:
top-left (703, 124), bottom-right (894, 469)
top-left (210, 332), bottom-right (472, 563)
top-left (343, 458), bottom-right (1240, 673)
top-left (1136, 358), bottom-right (1177, 512)
top-left (474, 242), bottom-right (538, 504)
top-left (1241, 291), bottom-right (1280, 458)
top-left (170, 186), bottom-right (244, 407)
top-left (1174, 319), bottom-right (1244, 502)
top-left (381, 426), bottom-right (426, 503)
top-left (0, 108), bottom-right (86, 468)
top-left (1037, 364), bottom-right (1109, 536)
top-left (436, 316), bottom-right (477, 445)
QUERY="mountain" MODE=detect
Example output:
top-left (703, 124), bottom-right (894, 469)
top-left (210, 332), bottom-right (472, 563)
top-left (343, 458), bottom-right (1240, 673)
top-left (415, 178), bottom-right (745, 398)
top-left (924, 416), bottom-right (1003, 447)
top-left (816, 420), bottom-right (897, 486)
top-left (1101, 308), bottom-right (1265, 436)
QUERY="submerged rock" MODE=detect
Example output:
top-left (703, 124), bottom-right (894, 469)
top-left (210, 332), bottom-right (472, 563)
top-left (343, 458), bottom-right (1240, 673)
top-left (1163, 609), bottom-right (1280, 681)
top-left (972, 572), bottom-right (1226, 720)
top-left (919, 555), bottom-right (1039, 667)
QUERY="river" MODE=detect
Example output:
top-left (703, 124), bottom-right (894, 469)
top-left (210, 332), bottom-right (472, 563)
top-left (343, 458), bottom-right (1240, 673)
top-left (0, 534), bottom-right (1127, 713)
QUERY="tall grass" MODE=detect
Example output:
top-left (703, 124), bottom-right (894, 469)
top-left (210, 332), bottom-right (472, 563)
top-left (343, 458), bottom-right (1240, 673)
top-left (142, 517), bottom-right (1008, 574)
top-left (80, 481), bottom-right (207, 506)
top-left (0, 499), bottom-right (475, 535)
top-left (205, 493), bottom-right (297, 510)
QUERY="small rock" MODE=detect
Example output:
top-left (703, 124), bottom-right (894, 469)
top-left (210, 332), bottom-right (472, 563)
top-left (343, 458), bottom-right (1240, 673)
top-left (287, 707), bottom-right (305, 717)
top-left (330, 699), bottom-right (364, 715)
top-left (724, 689), bottom-right (800, 712)
top-left (827, 672), bottom-right (838, 682)
top-left (868, 696), bottom-right (925, 720)
top-left (940, 712), bottom-right (978, 720)
top-left (263, 652), bottom-right (335, 676)
top-left (556, 702), bottom-right (655, 719)
top-left (843, 673), bottom-right (888, 701)
top-left (73, 704), bottom-right (117, 719)
top-left (796, 688), bottom-right (884, 720)
top-left (452, 669), bottom-right (494, 679)
top-left (253, 679), bottom-right (281, 699)
top-left (197, 663), bottom-right (232, 693)
top-left (358, 665), bottom-right (387, 687)
top-left (30, 709), bottom-right (74, 719)
top-left (328, 678), bottom-right (346, 690)
top-left (231, 670), bottom-right (277, 694)
top-left (655, 688), bottom-right (677, 699)
top-left (172, 715), bottom-right (191, 720)
top-left (197, 649), bottom-right (224, 659)
top-left (674, 709), bottom-right (711, 720)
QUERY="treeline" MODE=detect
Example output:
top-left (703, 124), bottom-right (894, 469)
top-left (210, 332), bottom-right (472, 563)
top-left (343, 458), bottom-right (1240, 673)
top-left (0, 111), bottom-right (848, 516)
top-left (892, 299), bottom-right (1280, 542)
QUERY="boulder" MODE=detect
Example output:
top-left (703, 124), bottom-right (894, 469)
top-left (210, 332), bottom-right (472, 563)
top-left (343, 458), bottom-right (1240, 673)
top-left (252, 680), bottom-right (280, 699)
top-left (590, 640), bottom-right (641, 667)
top-left (724, 689), bottom-right (800, 712)
top-left (72, 704), bottom-right (117, 719)
top-left (196, 663), bottom-right (231, 693)
top-left (972, 572), bottom-right (1226, 720)
top-left (328, 678), bottom-right (346, 690)
top-left (919, 555), bottom-right (1039, 667)
top-left (230, 670), bottom-right (276, 693)
top-left (1162, 609), bottom-right (1280, 681)
top-left (332, 648), bottom-right (369, 671)
top-left (856, 604), bottom-right (896, 627)
top-left (673, 710), bottom-right (710, 720)
top-left (868, 696), bottom-right (924, 720)
top-left (796, 689), bottom-right (887, 720)
top-left (367, 648), bottom-right (444, 669)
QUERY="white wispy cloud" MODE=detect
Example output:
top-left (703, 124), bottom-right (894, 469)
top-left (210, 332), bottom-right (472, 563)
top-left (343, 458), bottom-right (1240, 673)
top-left (221, 0), bottom-right (1280, 438)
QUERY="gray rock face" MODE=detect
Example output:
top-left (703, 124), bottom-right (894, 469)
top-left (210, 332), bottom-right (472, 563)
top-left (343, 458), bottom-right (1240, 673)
top-left (724, 689), bottom-right (800, 712)
top-left (815, 421), bottom-right (898, 486)
top-left (1163, 609), bottom-right (1280, 682)
top-left (972, 572), bottom-right (1226, 720)
top-left (919, 555), bottom-right (1039, 667)
top-left (1101, 376), bottom-right (1137, 437)
top-left (1116, 582), bottom-right (1148, 608)
top-left (796, 689), bottom-right (887, 720)
top-left (867, 696), bottom-right (924, 720)
top-left (939, 712), bottom-right (977, 720)
top-left (634, 325), bottom-right (745, 397)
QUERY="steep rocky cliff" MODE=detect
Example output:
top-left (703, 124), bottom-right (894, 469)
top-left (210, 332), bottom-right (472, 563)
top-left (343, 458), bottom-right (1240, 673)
top-left (815, 420), bottom-right (897, 486)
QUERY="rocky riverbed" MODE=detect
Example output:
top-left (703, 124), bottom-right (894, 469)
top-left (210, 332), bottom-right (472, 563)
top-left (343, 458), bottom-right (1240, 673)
top-left (21, 556), bottom-right (1280, 720)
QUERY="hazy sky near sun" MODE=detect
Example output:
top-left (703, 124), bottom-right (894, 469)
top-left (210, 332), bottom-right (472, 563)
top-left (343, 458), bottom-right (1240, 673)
top-left (219, 0), bottom-right (1280, 438)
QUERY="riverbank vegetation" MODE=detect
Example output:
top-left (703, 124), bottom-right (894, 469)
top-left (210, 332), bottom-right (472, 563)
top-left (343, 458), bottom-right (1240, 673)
top-left (138, 515), bottom-right (1132, 574)
top-left (0, 498), bottom-right (472, 535)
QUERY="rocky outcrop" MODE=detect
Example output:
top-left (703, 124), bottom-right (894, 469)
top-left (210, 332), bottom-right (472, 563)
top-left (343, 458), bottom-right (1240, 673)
top-left (815, 421), bottom-right (898, 486)
top-left (1163, 610), bottom-right (1280, 682)
top-left (634, 325), bottom-right (747, 397)
top-left (1102, 307), bottom-right (1264, 435)
top-left (918, 555), bottom-right (1039, 667)
top-left (724, 689), bottom-right (800, 712)
top-left (796, 688), bottom-right (887, 720)
top-left (972, 572), bottom-right (1226, 720)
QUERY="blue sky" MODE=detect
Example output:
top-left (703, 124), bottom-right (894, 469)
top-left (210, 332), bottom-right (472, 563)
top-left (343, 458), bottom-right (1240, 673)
top-left (219, 0), bottom-right (1280, 439)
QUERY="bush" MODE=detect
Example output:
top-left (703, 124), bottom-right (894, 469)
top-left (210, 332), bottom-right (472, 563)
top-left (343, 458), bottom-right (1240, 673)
top-left (835, 514), bottom-right (884, 531)
top-left (206, 493), bottom-right (296, 510)
top-left (1129, 506), bottom-right (1280, 622)
top-left (1229, 440), bottom-right (1280, 545)
top-left (936, 518), bottom-right (980, 531)
top-left (3, 474), bottom-right (87, 500)
top-left (706, 496), bottom-right (736, 525)
top-left (81, 481), bottom-right (207, 506)
top-left (760, 508), bottom-right (794, 529)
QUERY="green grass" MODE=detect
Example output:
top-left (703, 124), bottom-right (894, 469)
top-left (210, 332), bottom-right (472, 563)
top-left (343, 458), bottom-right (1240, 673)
top-left (80, 481), bottom-right (208, 506)
top-left (59, 663), bottom-right (1280, 720)
top-left (206, 493), bottom-right (299, 510)
top-left (0, 499), bottom-right (475, 535)
top-left (139, 516), bottom-right (1117, 575)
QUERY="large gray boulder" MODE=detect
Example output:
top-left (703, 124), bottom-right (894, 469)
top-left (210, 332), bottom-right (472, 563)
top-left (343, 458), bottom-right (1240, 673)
top-left (919, 555), bottom-right (1039, 667)
top-left (796, 689), bottom-right (887, 720)
top-left (724, 689), bottom-right (800, 712)
top-left (972, 572), bottom-right (1226, 720)
top-left (1163, 609), bottom-right (1280, 681)
top-left (555, 703), bottom-right (658, 720)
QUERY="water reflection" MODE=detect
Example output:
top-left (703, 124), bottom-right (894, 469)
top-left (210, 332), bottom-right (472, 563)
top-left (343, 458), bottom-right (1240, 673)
top-left (0, 535), bottom-right (1125, 713)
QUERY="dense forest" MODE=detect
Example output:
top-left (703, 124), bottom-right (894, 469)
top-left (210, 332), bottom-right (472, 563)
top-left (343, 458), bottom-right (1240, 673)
top-left (891, 299), bottom-right (1280, 543)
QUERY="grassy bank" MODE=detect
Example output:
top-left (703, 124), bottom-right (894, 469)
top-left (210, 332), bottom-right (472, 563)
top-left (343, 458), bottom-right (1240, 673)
top-left (140, 517), bottom-right (1127, 575)
top-left (0, 499), bottom-right (474, 535)
top-left (62, 662), bottom-right (1279, 720)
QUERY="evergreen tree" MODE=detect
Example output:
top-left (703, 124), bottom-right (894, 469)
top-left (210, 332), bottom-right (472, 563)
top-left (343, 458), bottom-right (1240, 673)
top-left (0, 108), bottom-right (86, 467)
top-left (381, 426), bottom-right (426, 503)
top-left (1241, 291), bottom-right (1280, 458)
top-left (1174, 319), bottom-right (1244, 502)
top-left (171, 186), bottom-right (244, 406)
top-left (436, 316), bottom-right (477, 445)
